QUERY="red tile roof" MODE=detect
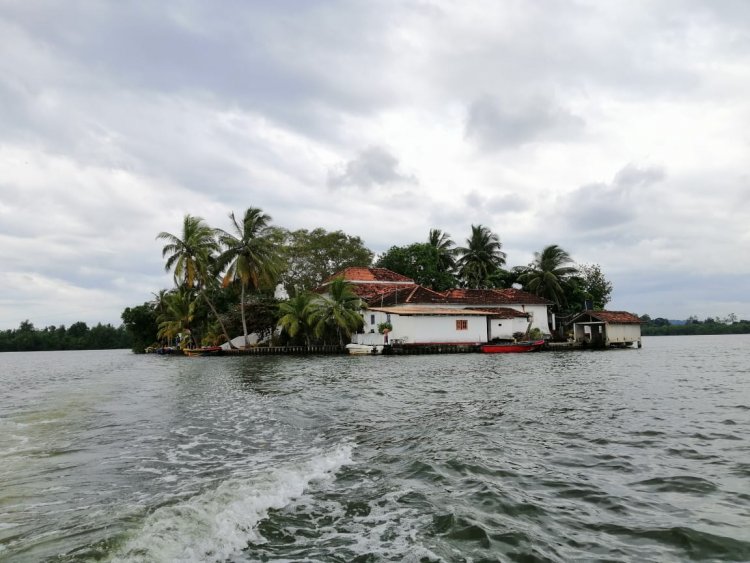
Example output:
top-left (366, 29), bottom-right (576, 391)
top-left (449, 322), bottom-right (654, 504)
top-left (323, 267), bottom-right (415, 284)
top-left (466, 307), bottom-right (530, 319)
top-left (367, 285), bottom-right (447, 307)
top-left (573, 310), bottom-right (643, 324)
top-left (441, 288), bottom-right (552, 306)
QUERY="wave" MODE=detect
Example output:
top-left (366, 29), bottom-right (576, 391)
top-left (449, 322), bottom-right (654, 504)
top-left (109, 443), bottom-right (353, 563)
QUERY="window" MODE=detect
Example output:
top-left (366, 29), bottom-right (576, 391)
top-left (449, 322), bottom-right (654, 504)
top-left (456, 319), bottom-right (468, 330)
top-left (370, 314), bottom-right (375, 325)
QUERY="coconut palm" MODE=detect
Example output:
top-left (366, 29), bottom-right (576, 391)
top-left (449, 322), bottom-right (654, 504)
top-left (428, 228), bottom-right (456, 272)
top-left (278, 292), bottom-right (314, 346)
top-left (157, 214), bottom-right (234, 346)
top-left (156, 288), bottom-right (196, 346)
top-left (307, 278), bottom-right (363, 346)
top-left (456, 224), bottom-right (507, 288)
top-left (517, 244), bottom-right (579, 308)
top-left (216, 208), bottom-right (283, 347)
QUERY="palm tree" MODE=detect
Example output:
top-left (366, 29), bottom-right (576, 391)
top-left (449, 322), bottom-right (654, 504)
top-left (456, 224), bottom-right (507, 288)
top-left (157, 214), bottom-right (234, 347)
top-left (278, 292), bottom-right (314, 346)
top-left (428, 228), bottom-right (456, 272)
top-left (156, 289), bottom-right (196, 346)
top-left (307, 278), bottom-right (363, 346)
top-left (517, 244), bottom-right (579, 308)
top-left (216, 208), bottom-right (283, 347)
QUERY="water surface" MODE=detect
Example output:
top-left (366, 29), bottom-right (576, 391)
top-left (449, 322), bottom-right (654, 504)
top-left (1, 335), bottom-right (749, 561)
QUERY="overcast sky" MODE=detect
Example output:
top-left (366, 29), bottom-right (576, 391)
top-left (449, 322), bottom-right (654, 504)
top-left (1, 0), bottom-right (749, 329)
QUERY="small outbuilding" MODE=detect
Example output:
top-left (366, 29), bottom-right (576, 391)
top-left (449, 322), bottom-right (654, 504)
top-left (569, 310), bottom-right (643, 348)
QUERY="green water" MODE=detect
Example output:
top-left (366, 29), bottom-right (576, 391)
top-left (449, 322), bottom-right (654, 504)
top-left (1, 335), bottom-right (749, 561)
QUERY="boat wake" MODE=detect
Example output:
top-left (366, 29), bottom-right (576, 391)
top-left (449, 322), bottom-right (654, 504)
top-left (109, 444), bottom-right (353, 563)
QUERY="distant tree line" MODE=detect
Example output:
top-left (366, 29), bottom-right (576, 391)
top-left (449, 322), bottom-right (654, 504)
top-left (0, 320), bottom-right (131, 352)
top-left (120, 208), bottom-right (615, 353)
top-left (640, 314), bottom-right (750, 336)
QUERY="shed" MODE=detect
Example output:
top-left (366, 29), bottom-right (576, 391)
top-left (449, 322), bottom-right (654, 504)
top-left (569, 310), bottom-right (643, 348)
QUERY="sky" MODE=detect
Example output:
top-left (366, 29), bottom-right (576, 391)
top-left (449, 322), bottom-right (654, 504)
top-left (1, 0), bottom-right (749, 330)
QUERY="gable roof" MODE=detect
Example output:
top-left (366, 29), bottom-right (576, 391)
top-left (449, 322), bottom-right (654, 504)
top-left (323, 267), bottom-right (415, 284)
top-left (367, 285), bottom-right (447, 307)
top-left (441, 288), bottom-right (553, 306)
top-left (571, 310), bottom-right (643, 324)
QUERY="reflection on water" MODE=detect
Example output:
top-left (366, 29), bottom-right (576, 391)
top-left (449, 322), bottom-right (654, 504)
top-left (1, 336), bottom-right (749, 562)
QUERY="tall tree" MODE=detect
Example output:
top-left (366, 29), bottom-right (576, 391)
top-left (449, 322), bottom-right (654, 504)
top-left (307, 278), bottom-right (364, 346)
top-left (216, 208), bottom-right (283, 347)
top-left (518, 244), bottom-right (578, 309)
top-left (456, 224), bottom-right (507, 288)
top-left (157, 214), bottom-right (234, 346)
top-left (427, 228), bottom-right (457, 273)
top-left (376, 243), bottom-right (457, 290)
top-left (279, 228), bottom-right (373, 294)
top-left (577, 263), bottom-right (613, 310)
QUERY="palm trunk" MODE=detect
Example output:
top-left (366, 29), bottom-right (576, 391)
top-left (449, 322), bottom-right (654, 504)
top-left (240, 283), bottom-right (249, 347)
top-left (201, 290), bottom-right (236, 348)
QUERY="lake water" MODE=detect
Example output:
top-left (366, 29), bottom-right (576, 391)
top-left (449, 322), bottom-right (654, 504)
top-left (1, 335), bottom-right (749, 562)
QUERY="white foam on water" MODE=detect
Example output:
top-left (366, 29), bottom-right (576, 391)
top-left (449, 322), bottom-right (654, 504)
top-left (110, 443), bottom-right (353, 563)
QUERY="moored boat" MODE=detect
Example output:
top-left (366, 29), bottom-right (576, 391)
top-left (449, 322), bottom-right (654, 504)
top-left (183, 346), bottom-right (224, 357)
top-left (480, 339), bottom-right (545, 353)
top-left (346, 343), bottom-right (384, 355)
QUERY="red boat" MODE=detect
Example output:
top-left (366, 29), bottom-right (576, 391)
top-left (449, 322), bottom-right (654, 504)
top-left (480, 339), bottom-right (545, 353)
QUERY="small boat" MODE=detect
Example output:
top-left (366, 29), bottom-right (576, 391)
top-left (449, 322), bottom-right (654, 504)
top-left (480, 339), bottom-right (545, 353)
top-left (346, 343), bottom-right (384, 355)
top-left (183, 346), bottom-right (223, 357)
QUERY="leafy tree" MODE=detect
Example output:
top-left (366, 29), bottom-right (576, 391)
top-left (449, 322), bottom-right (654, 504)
top-left (456, 225), bottom-right (507, 289)
top-left (122, 302), bottom-right (158, 352)
top-left (279, 228), bottom-right (373, 294)
top-left (307, 278), bottom-right (364, 346)
top-left (222, 295), bottom-right (281, 345)
top-left (577, 263), bottom-right (613, 309)
top-left (157, 214), bottom-right (234, 347)
top-left (278, 292), bottom-right (315, 346)
top-left (375, 242), bottom-right (458, 290)
top-left (217, 208), bottom-right (283, 346)
top-left (517, 244), bottom-right (578, 309)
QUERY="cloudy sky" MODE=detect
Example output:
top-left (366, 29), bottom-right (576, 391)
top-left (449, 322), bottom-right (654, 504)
top-left (1, 0), bottom-right (749, 329)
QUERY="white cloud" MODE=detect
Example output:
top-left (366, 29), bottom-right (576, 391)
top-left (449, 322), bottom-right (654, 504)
top-left (0, 1), bottom-right (749, 327)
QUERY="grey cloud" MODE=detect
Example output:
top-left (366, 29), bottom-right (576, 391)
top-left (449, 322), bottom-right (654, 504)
top-left (564, 164), bottom-right (666, 230)
top-left (465, 190), bottom-right (530, 214)
top-left (465, 95), bottom-right (584, 150)
top-left (328, 147), bottom-right (417, 189)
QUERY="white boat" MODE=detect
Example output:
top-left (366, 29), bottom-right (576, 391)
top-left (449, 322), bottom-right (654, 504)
top-left (345, 343), bottom-right (384, 355)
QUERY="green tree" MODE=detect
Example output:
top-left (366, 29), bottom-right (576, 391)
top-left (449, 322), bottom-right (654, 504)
top-left (278, 292), bottom-right (315, 346)
top-left (456, 224), bottom-right (507, 289)
top-left (122, 302), bottom-right (158, 353)
top-left (577, 263), bottom-right (613, 309)
top-left (157, 214), bottom-right (234, 347)
top-left (217, 208), bottom-right (283, 347)
top-left (279, 228), bottom-right (373, 294)
top-left (518, 244), bottom-right (578, 309)
top-left (427, 228), bottom-right (457, 273)
top-left (376, 242), bottom-right (457, 290)
top-left (307, 278), bottom-right (364, 346)
top-left (156, 289), bottom-right (196, 345)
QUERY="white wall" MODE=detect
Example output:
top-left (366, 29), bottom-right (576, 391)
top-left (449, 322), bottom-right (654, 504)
top-left (606, 324), bottom-right (641, 345)
top-left (489, 317), bottom-right (531, 340)
top-left (356, 311), bottom-right (488, 344)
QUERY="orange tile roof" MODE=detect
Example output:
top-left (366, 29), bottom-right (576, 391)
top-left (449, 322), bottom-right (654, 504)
top-left (367, 285), bottom-right (447, 306)
top-left (323, 267), bottom-right (415, 284)
top-left (466, 307), bottom-right (530, 319)
top-left (574, 310), bottom-right (643, 324)
top-left (441, 288), bottom-right (552, 305)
